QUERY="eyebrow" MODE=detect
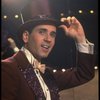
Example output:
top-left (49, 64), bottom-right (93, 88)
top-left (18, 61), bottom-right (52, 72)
top-left (39, 28), bottom-right (47, 31)
top-left (38, 28), bottom-right (56, 33)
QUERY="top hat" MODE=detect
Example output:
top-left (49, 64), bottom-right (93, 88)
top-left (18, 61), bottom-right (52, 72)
top-left (18, 14), bottom-right (62, 34)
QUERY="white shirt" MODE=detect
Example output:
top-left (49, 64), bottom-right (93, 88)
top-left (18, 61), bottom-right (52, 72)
top-left (76, 39), bottom-right (94, 54)
top-left (21, 47), bottom-right (51, 100)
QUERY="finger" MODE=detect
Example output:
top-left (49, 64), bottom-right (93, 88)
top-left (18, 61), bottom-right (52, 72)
top-left (60, 17), bottom-right (70, 27)
top-left (59, 25), bottom-right (69, 35)
top-left (66, 16), bottom-right (72, 25)
top-left (71, 16), bottom-right (80, 25)
top-left (60, 17), bottom-right (67, 22)
top-left (71, 16), bottom-right (76, 23)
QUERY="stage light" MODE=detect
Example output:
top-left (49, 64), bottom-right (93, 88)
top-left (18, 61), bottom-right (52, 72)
top-left (62, 69), bottom-right (66, 72)
top-left (60, 13), bottom-right (64, 16)
top-left (53, 69), bottom-right (57, 73)
top-left (94, 66), bottom-right (98, 70)
top-left (3, 15), bottom-right (7, 19)
top-left (90, 10), bottom-right (94, 14)
top-left (15, 15), bottom-right (19, 18)
top-left (78, 10), bottom-right (83, 14)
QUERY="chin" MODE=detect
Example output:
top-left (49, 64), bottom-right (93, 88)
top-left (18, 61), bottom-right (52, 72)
top-left (41, 54), bottom-right (49, 58)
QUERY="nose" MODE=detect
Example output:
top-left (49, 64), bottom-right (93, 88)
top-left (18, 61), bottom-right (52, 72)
top-left (44, 34), bottom-right (52, 42)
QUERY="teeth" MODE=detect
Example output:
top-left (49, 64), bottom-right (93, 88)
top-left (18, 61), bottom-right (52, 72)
top-left (43, 45), bottom-right (49, 49)
top-left (43, 46), bottom-right (48, 48)
top-left (41, 44), bottom-right (50, 49)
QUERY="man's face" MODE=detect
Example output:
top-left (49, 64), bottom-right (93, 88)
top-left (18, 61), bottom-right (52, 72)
top-left (23, 24), bottom-right (57, 60)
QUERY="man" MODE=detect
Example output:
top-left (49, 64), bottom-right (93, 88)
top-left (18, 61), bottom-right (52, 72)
top-left (1, 15), bottom-right (95, 100)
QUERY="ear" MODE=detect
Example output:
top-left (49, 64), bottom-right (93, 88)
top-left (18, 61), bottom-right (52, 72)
top-left (22, 31), bottom-right (30, 43)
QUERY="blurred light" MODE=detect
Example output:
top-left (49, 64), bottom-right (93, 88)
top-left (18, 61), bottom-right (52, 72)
top-left (62, 68), bottom-right (66, 72)
top-left (90, 10), bottom-right (94, 14)
top-left (53, 69), bottom-right (57, 73)
top-left (60, 13), bottom-right (64, 16)
top-left (94, 66), bottom-right (98, 70)
top-left (78, 10), bottom-right (83, 14)
top-left (3, 15), bottom-right (7, 19)
top-left (15, 15), bottom-right (19, 18)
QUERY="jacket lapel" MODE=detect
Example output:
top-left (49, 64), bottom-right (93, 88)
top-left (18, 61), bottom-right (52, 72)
top-left (13, 51), bottom-right (46, 100)
top-left (13, 51), bottom-right (60, 100)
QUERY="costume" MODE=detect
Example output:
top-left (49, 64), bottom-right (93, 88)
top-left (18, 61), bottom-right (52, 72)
top-left (1, 50), bottom-right (95, 100)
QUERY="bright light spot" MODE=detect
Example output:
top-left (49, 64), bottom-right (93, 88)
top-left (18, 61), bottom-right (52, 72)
top-left (15, 15), bottom-right (19, 18)
top-left (3, 15), bottom-right (7, 19)
top-left (78, 10), bottom-right (83, 14)
top-left (60, 13), bottom-right (64, 16)
top-left (94, 66), bottom-right (98, 70)
top-left (53, 69), bottom-right (57, 73)
top-left (90, 10), bottom-right (94, 14)
top-left (62, 68), bottom-right (66, 72)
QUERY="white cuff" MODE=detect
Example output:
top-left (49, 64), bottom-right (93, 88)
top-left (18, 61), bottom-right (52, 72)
top-left (76, 39), bottom-right (94, 54)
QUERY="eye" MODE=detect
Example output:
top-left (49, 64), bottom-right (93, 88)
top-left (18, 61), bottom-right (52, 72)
top-left (50, 32), bottom-right (56, 38)
top-left (39, 29), bottom-right (46, 35)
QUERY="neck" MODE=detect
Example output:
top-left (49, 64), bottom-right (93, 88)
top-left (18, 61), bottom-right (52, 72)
top-left (33, 55), bottom-right (41, 63)
top-left (24, 45), bottom-right (42, 62)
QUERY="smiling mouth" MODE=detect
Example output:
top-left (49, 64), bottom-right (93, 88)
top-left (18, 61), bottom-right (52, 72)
top-left (41, 44), bottom-right (51, 52)
top-left (41, 43), bottom-right (50, 48)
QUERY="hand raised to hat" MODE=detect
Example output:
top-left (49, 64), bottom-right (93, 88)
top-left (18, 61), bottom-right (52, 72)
top-left (59, 16), bottom-right (86, 43)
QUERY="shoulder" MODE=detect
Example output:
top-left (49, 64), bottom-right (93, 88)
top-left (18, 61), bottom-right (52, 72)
top-left (2, 56), bottom-right (17, 67)
top-left (1, 51), bottom-right (30, 75)
top-left (1, 52), bottom-right (23, 76)
top-left (1, 56), bottom-right (19, 75)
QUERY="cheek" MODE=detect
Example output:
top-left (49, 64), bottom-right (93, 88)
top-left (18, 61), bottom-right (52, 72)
top-left (51, 39), bottom-right (55, 48)
top-left (29, 35), bottom-right (41, 48)
top-left (27, 36), bottom-right (35, 48)
top-left (31, 33), bottom-right (41, 42)
top-left (53, 38), bottom-right (56, 45)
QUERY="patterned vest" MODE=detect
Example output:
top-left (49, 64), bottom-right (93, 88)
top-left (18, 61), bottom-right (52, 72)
top-left (18, 64), bottom-right (59, 100)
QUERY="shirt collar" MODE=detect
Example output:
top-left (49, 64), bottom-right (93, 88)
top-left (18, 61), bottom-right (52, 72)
top-left (21, 46), bottom-right (36, 65)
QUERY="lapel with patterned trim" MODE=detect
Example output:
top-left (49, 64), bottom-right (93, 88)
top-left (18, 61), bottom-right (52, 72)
top-left (14, 51), bottom-right (46, 100)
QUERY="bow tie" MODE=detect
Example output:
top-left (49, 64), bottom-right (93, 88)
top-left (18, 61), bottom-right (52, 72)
top-left (33, 59), bottom-right (46, 74)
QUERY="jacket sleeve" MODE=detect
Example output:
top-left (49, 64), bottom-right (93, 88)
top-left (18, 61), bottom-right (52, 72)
top-left (50, 52), bottom-right (95, 91)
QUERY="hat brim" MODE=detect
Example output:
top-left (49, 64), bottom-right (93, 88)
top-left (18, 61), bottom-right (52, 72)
top-left (18, 18), bottom-right (62, 34)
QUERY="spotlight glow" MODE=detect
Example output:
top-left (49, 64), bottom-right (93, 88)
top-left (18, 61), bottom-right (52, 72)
top-left (53, 69), bottom-right (57, 73)
top-left (62, 69), bottom-right (66, 72)
top-left (94, 66), bottom-right (98, 69)
top-left (90, 10), bottom-right (94, 14)
top-left (60, 13), bottom-right (64, 16)
top-left (3, 15), bottom-right (7, 19)
top-left (15, 15), bottom-right (19, 18)
top-left (78, 10), bottom-right (83, 14)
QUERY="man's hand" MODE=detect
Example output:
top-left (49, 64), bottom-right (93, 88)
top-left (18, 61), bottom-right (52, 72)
top-left (59, 16), bottom-right (86, 43)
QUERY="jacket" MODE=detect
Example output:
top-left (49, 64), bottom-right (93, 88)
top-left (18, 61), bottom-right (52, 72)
top-left (1, 51), bottom-right (95, 100)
